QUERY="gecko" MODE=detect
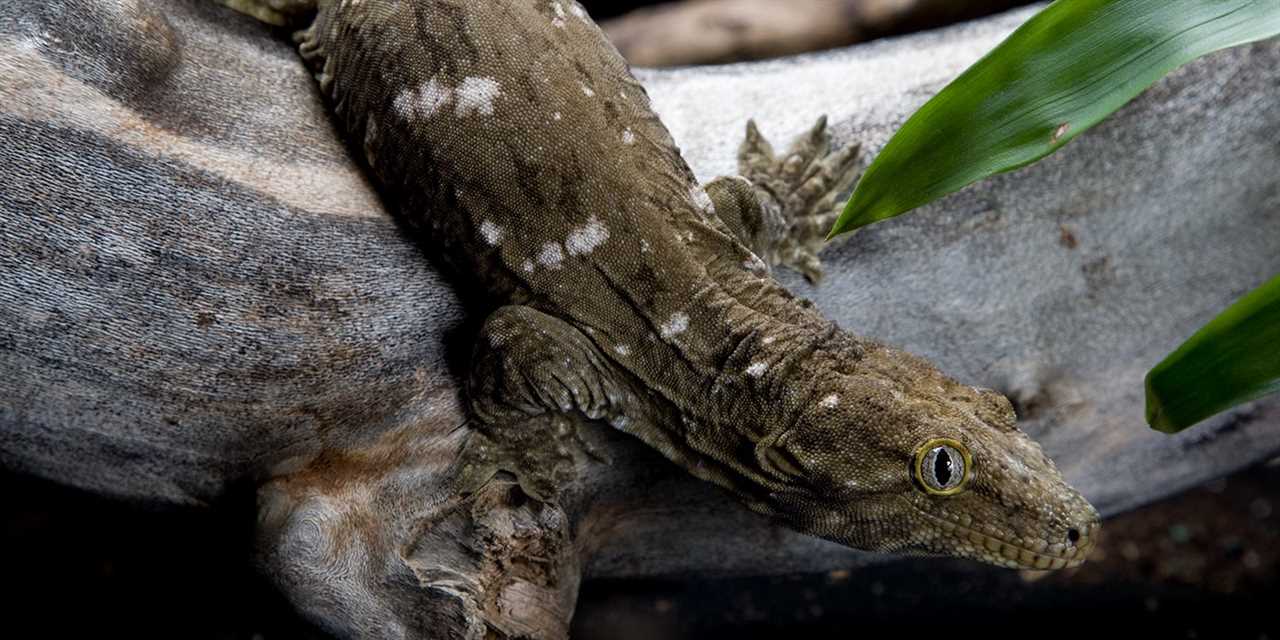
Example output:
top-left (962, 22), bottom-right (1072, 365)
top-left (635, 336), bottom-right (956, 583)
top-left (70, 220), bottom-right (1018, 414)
top-left (224, 0), bottom-right (1099, 571)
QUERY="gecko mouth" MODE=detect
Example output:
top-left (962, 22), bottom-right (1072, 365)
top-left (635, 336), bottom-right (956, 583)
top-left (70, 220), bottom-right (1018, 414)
top-left (901, 498), bottom-right (1096, 570)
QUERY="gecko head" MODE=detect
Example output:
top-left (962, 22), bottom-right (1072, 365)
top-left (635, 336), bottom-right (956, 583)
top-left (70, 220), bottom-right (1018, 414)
top-left (755, 344), bottom-right (1099, 570)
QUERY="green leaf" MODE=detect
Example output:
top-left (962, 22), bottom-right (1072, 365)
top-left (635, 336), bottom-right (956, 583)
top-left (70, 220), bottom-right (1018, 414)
top-left (830, 0), bottom-right (1280, 238)
top-left (1145, 274), bottom-right (1280, 433)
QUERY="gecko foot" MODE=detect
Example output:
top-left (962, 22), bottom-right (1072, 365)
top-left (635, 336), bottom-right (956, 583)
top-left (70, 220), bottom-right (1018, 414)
top-left (461, 305), bottom-right (627, 503)
top-left (457, 419), bottom-right (580, 504)
top-left (739, 116), bottom-right (862, 283)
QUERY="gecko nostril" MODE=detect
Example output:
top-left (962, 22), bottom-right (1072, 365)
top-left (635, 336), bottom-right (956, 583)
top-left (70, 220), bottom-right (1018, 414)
top-left (1067, 528), bottom-right (1081, 544)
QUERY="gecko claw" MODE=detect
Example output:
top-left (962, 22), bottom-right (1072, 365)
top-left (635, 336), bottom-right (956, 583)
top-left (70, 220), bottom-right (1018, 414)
top-left (737, 115), bottom-right (863, 282)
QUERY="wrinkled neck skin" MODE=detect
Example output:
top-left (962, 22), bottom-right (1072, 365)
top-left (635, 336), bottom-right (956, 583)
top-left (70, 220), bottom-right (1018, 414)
top-left (294, 0), bottom-right (1098, 570)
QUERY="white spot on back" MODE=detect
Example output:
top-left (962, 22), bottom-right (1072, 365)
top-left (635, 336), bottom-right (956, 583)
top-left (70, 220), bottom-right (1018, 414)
top-left (746, 362), bottom-right (768, 377)
top-left (419, 78), bottom-right (455, 114)
top-left (455, 77), bottom-right (501, 117)
top-left (614, 344), bottom-right (631, 356)
top-left (565, 216), bottom-right (609, 255)
top-left (690, 186), bottom-right (715, 216)
top-left (522, 259), bottom-right (535, 273)
top-left (553, 111), bottom-right (562, 121)
top-left (570, 4), bottom-right (589, 20)
top-left (538, 242), bottom-right (564, 268)
top-left (762, 335), bottom-right (777, 345)
top-left (580, 82), bottom-right (595, 97)
top-left (640, 239), bottom-right (651, 252)
top-left (820, 394), bottom-right (840, 408)
top-left (609, 415), bottom-right (630, 430)
top-left (622, 128), bottom-right (636, 145)
top-left (551, 1), bottom-right (567, 27)
top-left (659, 312), bottom-right (689, 339)
top-left (479, 220), bottom-right (504, 246)
top-left (395, 76), bottom-right (452, 120)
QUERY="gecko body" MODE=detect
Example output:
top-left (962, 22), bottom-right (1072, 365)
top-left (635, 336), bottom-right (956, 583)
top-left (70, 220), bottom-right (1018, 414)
top-left (228, 0), bottom-right (1098, 570)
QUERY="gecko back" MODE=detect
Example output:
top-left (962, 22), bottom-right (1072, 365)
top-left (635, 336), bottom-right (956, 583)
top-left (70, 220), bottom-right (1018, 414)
top-left (294, 0), bottom-right (710, 306)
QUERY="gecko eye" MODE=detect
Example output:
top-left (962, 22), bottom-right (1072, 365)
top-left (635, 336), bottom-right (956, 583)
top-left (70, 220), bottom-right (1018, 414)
top-left (914, 438), bottom-right (971, 495)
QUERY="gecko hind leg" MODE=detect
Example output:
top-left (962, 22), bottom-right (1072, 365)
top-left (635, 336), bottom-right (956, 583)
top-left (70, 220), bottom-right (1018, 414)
top-left (714, 116), bottom-right (863, 283)
top-left (460, 305), bottom-right (630, 502)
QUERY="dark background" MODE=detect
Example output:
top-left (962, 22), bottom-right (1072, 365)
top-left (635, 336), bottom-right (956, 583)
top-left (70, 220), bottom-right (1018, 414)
top-left (582, 1), bottom-right (653, 18)
top-left (5, 462), bottom-right (1276, 638)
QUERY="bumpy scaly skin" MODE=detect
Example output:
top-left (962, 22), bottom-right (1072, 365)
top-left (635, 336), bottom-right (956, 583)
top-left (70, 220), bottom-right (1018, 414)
top-left (233, 0), bottom-right (1098, 570)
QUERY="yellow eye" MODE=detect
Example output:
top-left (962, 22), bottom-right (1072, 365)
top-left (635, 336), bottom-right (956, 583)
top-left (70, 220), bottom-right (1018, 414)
top-left (914, 438), bottom-right (972, 495)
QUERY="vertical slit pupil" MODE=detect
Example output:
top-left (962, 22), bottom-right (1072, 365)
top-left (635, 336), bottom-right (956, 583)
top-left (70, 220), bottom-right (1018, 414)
top-left (934, 448), bottom-right (953, 486)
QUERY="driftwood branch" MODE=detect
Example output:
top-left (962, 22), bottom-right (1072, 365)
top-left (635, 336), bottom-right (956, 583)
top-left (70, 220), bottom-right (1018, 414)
top-left (2, 1), bottom-right (1278, 637)
top-left (602, 0), bottom-right (1032, 67)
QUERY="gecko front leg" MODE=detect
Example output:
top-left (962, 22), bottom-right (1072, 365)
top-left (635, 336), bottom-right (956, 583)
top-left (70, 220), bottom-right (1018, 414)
top-left (461, 305), bottom-right (635, 502)
top-left (706, 116), bottom-right (863, 282)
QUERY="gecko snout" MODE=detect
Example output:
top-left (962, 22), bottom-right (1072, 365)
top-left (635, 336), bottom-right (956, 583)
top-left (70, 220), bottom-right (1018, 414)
top-left (1060, 510), bottom-right (1101, 566)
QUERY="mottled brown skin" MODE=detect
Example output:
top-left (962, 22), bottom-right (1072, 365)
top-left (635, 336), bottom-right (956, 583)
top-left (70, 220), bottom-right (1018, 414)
top-left (227, 0), bottom-right (1098, 570)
